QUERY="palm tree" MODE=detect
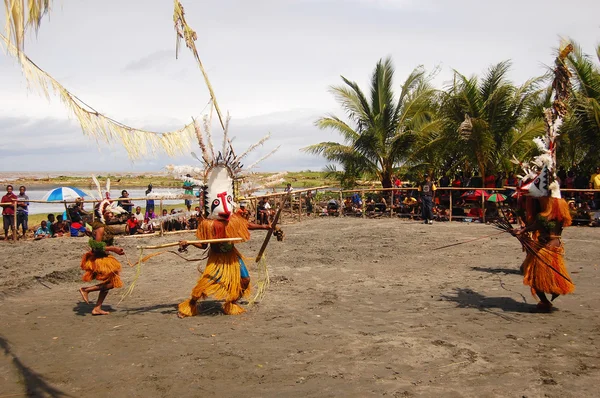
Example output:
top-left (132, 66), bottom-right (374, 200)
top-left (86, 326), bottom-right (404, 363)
top-left (303, 57), bottom-right (439, 188)
top-left (559, 42), bottom-right (600, 170)
top-left (439, 61), bottom-right (544, 179)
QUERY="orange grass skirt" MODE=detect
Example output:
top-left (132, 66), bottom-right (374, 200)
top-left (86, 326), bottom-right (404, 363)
top-left (80, 252), bottom-right (123, 288)
top-left (178, 248), bottom-right (250, 316)
top-left (522, 245), bottom-right (574, 298)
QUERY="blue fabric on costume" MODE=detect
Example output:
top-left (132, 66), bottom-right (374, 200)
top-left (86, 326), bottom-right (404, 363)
top-left (239, 257), bottom-right (249, 278)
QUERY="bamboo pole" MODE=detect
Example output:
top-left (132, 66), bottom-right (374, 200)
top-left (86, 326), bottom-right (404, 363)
top-left (159, 199), bottom-right (164, 237)
top-left (390, 190), bottom-right (394, 218)
top-left (361, 191), bottom-right (365, 219)
top-left (12, 201), bottom-right (17, 241)
top-left (298, 192), bottom-right (302, 222)
top-left (449, 188), bottom-right (453, 222)
top-left (339, 191), bottom-right (343, 217)
top-left (137, 237), bottom-right (242, 250)
top-left (481, 192), bottom-right (486, 223)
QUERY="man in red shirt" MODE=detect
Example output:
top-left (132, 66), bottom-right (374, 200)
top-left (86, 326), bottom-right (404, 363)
top-left (1, 185), bottom-right (18, 240)
top-left (125, 213), bottom-right (140, 235)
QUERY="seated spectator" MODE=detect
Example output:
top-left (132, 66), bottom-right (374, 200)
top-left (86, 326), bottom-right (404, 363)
top-left (467, 204), bottom-right (484, 222)
top-left (34, 221), bottom-right (52, 240)
top-left (126, 213), bottom-right (140, 235)
top-left (47, 213), bottom-right (55, 227)
top-left (141, 218), bottom-right (155, 233)
top-left (134, 206), bottom-right (144, 223)
top-left (375, 197), bottom-right (387, 213)
top-left (236, 202), bottom-right (250, 220)
top-left (257, 198), bottom-right (269, 225)
top-left (52, 215), bottom-right (69, 237)
top-left (119, 190), bottom-right (134, 213)
top-left (146, 209), bottom-right (157, 220)
top-left (326, 199), bottom-right (339, 216)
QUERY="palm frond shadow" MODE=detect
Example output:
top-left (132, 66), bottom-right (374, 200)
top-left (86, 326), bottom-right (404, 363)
top-left (0, 335), bottom-right (71, 397)
top-left (470, 266), bottom-right (522, 275)
top-left (441, 288), bottom-right (534, 321)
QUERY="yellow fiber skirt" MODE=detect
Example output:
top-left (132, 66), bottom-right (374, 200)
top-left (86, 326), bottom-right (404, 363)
top-left (522, 245), bottom-right (574, 297)
top-left (80, 252), bottom-right (123, 288)
top-left (178, 248), bottom-right (250, 316)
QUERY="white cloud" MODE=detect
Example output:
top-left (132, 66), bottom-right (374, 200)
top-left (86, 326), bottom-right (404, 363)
top-left (1, 0), bottom-right (599, 173)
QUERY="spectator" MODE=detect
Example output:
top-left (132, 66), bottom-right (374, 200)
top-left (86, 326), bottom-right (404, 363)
top-left (469, 171), bottom-right (483, 188)
top-left (1, 185), bottom-right (18, 240)
top-left (126, 213), bottom-right (140, 235)
top-left (351, 192), bottom-right (362, 207)
top-left (134, 206), bottom-right (144, 223)
top-left (145, 184), bottom-right (155, 216)
top-left (284, 183), bottom-right (293, 194)
top-left (34, 220), bottom-right (52, 240)
top-left (589, 166), bottom-right (600, 210)
top-left (47, 213), bottom-right (56, 227)
top-left (256, 197), bottom-right (269, 224)
top-left (236, 201), bottom-right (250, 220)
top-left (69, 205), bottom-right (87, 237)
top-left (326, 199), bottom-right (340, 216)
top-left (305, 191), bottom-right (314, 216)
top-left (16, 185), bottom-right (29, 237)
top-left (183, 174), bottom-right (194, 211)
top-left (141, 217), bottom-right (155, 233)
top-left (418, 174), bottom-right (437, 224)
top-left (439, 174), bottom-right (450, 187)
top-left (52, 215), bottom-right (69, 237)
top-left (484, 173), bottom-right (496, 189)
top-left (118, 190), bottom-right (134, 213)
top-left (68, 198), bottom-right (88, 224)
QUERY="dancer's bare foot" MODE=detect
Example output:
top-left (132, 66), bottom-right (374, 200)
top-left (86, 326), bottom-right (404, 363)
top-left (92, 308), bottom-right (110, 315)
top-left (177, 311), bottom-right (187, 319)
top-left (79, 288), bottom-right (90, 304)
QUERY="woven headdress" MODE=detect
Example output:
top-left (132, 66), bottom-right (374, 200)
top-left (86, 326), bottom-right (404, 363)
top-left (166, 112), bottom-right (280, 220)
top-left (513, 42), bottom-right (573, 199)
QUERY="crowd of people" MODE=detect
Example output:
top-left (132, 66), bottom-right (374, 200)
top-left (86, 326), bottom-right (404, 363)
top-left (2, 169), bottom-right (600, 241)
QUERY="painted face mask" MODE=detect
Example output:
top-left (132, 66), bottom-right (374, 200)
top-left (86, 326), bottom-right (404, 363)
top-left (206, 166), bottom-right (236, 220)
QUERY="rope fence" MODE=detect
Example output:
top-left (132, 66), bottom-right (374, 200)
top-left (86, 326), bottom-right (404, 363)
top-left (3, 187), bottom-right (599, 242)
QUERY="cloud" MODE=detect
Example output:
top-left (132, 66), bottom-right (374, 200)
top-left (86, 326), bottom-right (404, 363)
top-left (0, 110), bottom-right (331, 173)
top-left (122, 50), bottom-right (173, 72)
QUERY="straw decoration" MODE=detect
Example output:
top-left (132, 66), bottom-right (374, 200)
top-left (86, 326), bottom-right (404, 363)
top-left (0, 33), bottom-right (196, 160)
top-left (173, 0), bottom-right (224, 130)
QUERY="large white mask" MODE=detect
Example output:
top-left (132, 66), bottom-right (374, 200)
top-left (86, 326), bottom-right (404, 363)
top-left (520, 165), bottom-right (561, 198)
top-left (205, 166), bottom-right (236, 220)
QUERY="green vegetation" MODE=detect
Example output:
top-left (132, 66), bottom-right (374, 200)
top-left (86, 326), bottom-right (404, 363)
top-left (305, 41), bottom-right (600, 187)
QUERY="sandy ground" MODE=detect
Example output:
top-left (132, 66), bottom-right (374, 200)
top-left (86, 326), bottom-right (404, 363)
top-left (0, 217), bottom-right (599, 398)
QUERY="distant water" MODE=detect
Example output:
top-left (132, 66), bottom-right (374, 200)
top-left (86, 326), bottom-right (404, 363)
top-left (17, 188), bottom-right (184, 215)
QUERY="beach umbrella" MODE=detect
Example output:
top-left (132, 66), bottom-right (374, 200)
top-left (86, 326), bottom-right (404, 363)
top-left (460, 190), bottom-right (491, 201)
top-left (41, 187), bottom-right (93, 201)
top-left (487, 193), bottom-right (507, 202)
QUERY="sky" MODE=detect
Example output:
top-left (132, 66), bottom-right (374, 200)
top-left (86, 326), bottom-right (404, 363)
top-left (0, 0), bottom-right (599, 173)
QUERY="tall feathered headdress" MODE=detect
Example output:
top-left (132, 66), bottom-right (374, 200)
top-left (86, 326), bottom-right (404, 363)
top-left (512, 42), bottom-right (573, 199)
top-left (166, 110), bottom-right (280, 219)
top-left (92, 175), bottom-right (126, 222)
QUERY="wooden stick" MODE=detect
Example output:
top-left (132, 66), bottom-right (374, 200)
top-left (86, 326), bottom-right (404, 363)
top-left (137, 237), bottom-right (242, 250)
top-left (159, 199), bottom-right (164, 237)
top-left (256, 195), bottom-right (286, 262)
top-left (449, 189), bottom-right (453, 222)
top-left (12, 201), bottom-right (17, 241)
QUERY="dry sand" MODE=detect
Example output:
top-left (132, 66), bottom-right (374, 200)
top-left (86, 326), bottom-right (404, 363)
top-left (1, 217), bottom-right (599, 398)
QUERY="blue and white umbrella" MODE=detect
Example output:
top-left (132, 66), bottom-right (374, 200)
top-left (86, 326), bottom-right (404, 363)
top-left (42, 187), bottom-right (93, 202)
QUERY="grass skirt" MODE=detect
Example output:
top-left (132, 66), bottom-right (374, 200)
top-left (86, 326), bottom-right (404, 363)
top-left (522, 245), bottom-right (574, 298)
top-left (80, 252), bottom-right (123, 288)
top-left (178, 248), bottom-right (251, 316)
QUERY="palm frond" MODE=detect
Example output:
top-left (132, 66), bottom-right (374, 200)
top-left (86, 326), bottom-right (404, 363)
top-left (1, 33), bottom-right (195, 159)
